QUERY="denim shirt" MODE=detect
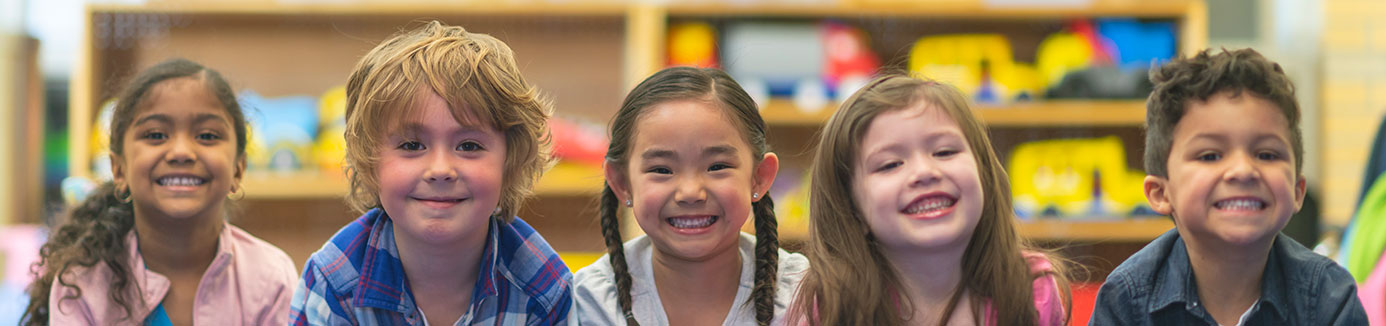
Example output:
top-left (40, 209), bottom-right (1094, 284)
top-left (1089, 229), bottom-right (1367, 325)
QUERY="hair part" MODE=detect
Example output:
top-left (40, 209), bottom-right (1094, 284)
top-left (23, 58), bottom-right (246, 325)
top-left (598, 66), bottom-right (780, 326)
top-left (791, 74), bottom-right (1071, 326)
top-left (1144, 47), bottom-right (1303, 178)
top-left (343, 20), bottom-right (554, 220)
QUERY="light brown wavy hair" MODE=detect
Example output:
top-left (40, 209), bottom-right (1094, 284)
top-left (342, 20), bottom-right (554, 220)
top-left (790, 74), bottom-right (1071, 326)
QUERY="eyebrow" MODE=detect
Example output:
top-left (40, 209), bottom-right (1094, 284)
top-left (132, 113), bottom-right (228, 127)
top-left (640, 145), bottom-right (739, 161)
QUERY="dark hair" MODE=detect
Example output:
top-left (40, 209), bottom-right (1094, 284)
top-left (600, 66), bottom-right (779, 326)
top-left (1144, 48), bottom-right (1302, 177)
top-left (22, 58), bottom-right (246, 325)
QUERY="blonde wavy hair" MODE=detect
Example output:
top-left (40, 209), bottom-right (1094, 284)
top-left (342, 20), bottom-right (554, 220)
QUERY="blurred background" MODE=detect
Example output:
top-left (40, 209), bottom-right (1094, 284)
top-left (1, 0), bottom-right (1382, 324)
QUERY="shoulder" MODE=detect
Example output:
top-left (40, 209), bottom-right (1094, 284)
top-left (1106, 228), bottom-right (1181, 288)
top-left (226, 224), bottom-right (298, 282)
top-left (1272, 234), bottom-right (1358, 295)
top-left (301, 209), bottom-right (385, 294)
top-left (495, 217), bottom-right (573, 310)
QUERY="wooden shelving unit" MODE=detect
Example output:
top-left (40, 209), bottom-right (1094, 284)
top-left (70, 0), bottom-right (1205, 265)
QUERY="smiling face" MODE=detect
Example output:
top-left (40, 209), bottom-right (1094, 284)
top-left (851, 102), bottom-right (984, 255)
top-left (1145, 91), bottom-right (1306, 247)
top-left (376, 88), bottom-right (506, 247)
top-left (609, 99), bottom-right (774, 262)
top-left (113, 77), bottom-right (244, 222)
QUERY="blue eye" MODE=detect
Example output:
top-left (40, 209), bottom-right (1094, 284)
top-left (457, 141), bottom-right (483, 152)
top-left (398, 141), bottom-right (424, 151)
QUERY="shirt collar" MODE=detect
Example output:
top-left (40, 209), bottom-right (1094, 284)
top-left (352, 210), bottom-right (502, 313)
top-left (1145, 232), bottom-right (1289, 321)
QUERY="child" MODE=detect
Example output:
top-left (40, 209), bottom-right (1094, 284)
top-left (1089, 49), bottom-right (1368, 325)
top-left (21, 58), bottom-right (298, 325)
top-left (289, 21), bottom-right (571, 325)
top-left (572, 67), bottom-right (808, 326)
top-left (788, 75), bottom-right (1070, 326)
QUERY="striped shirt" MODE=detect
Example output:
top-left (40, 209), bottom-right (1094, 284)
top-left (290, 208), bottom-right (572, 325)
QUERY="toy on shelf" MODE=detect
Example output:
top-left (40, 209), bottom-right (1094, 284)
top-left (549, 116), bottom-right (608, 166)
top-left (720, 20), bottom-right (881, 112)
top-left (240, 90), bottom-right (318, 173)
top-left (1008, 136), bottom-right (1149, 219)
top-left (313, 86), bottom-right (348, 174)
top-left (1040, 19), bottom-right (1175, 99)
top-left (667, 22), bottom-right (719, 68)
top-left (908, 34), bottom-right (1044, 104)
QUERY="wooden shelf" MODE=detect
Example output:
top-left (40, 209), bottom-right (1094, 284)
top-left (95, 2), bottom-right (629, 16)
top-left (667, 0), bottom-right (1198, 18)
top-left (240, 162), bottom-right (602, 200)
top-left (779, 217), bottom-right (1172, 243)
top-left (758, 99), bottom-right (1146, 127)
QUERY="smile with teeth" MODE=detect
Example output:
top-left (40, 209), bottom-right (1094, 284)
top-left (904, 196), bottom-right (955, 215)
top-left (1214, 198), bottom-right (1266, 211)
top-left (667, 216), bottom-right (718, 229)
top-left (157, 176), bottom-right (206, 186)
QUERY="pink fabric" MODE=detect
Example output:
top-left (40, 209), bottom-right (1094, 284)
top-left (1361, 254), bottom-right (1386, 326)
top-left (49, 223), bottom-right (298, 325)
top-left (985, 251), bottom-right (1066, 326)
top-left (792, 251), bottom-right (1067, 326)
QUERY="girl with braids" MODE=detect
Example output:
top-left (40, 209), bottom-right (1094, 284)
top-left (572, 66), bottom-right (808, 326)
top-left (788, 75), bottom-right (1071, 326)
top-left (21, 58), bottom-right (298, 325)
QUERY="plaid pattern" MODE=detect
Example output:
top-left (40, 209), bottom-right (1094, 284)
top-left (290, 208), bottom-right (572, 326)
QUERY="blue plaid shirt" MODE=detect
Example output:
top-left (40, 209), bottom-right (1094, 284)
top-left (290, 208), bottom-right (572, 325)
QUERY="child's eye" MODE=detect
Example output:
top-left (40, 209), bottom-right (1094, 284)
top-left (875, 161), bottom-right (902, 172)
top-left (142, 131), bottom-right (167, 140)
top-left (934, 149), bottom-right (959, 158)
top-left (1257, 151), bottom-right (1282, 160)
top-left (708, 163), bottom-right (732, 172)
top-left (457, 141), bottom-right (484, 152)
top-left (647, 166), bottom-right (673, 175)
top-left (1196, 152), bottom-right (1221, 162)
top-left (397, 141), bottom-right (425, 151)
top-left (197, 132), bottom-right (221, 141)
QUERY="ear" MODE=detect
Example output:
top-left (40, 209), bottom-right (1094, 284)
top-left (752, 152), bottom-right (780, 202)
top-left (233, 155), bottom-right (247, 192)
top-left (1143, 175), bottom-right (1174, 216)
top-left (1293, 175), bottom-right (1307, 211)
top-left (603, 160), bottom-right (631, 205)
top-left (110, 152), bottom-right (126, 187)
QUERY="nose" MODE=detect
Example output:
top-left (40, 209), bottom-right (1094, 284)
top-left (422, 151), bottom-right (458, 182)
top-left (908, 158), bottom-right (942, 188)
top-left (674, 174), bottom-right (707, 205)
top-left (1223, 152), bottom-right (1261, 184)
top-left (164, 135), bottom-right (197, 165)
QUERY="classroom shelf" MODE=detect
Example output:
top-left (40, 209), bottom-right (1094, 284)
top-left (758, 99), bottom-right (1147, 127)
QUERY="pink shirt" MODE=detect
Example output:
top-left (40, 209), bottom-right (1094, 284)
top-left (983, 251), bottom-right (1066, 326)
top-left (49, 223), bottom-right (298, 325)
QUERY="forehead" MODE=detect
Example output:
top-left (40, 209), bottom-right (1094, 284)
top-left (859, 102), bottom-right (962, 149)
top-left (386, 87), bottom-right (493, 133)
top-left (134, 78), bottom-right (229, 121)
top-left (630, 100), bottom-right (750, 156)
top-left (1174, 92), bottom-right (1291, 141)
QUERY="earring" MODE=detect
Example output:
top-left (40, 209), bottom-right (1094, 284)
top-left (625, 199), bottom-right (632, 207)
top-left (752, 193), bottom-right (759, 200)
top-left (493, 207), bottom-right (502, 216)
